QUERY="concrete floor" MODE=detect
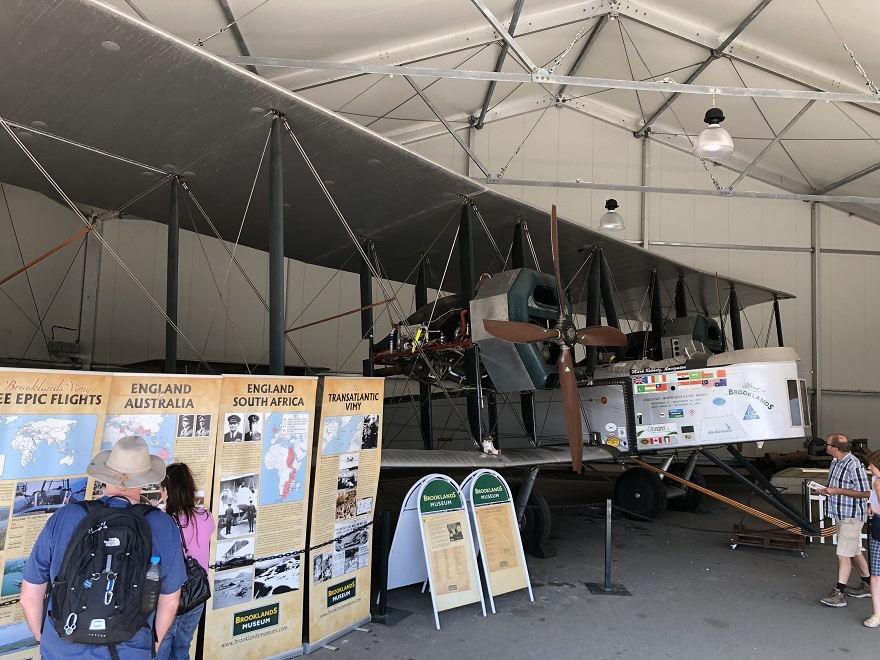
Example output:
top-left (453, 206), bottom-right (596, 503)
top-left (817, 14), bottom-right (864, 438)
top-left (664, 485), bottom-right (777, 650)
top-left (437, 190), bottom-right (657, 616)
top-left (314, 471), bottom-right (876, 660)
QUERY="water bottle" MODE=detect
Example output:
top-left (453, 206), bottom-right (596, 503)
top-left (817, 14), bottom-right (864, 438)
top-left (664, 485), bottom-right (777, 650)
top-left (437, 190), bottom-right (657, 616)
top-left (141, 556), bottom-right (161, 613)
top-left (388, 326), bottom-right (395, 353)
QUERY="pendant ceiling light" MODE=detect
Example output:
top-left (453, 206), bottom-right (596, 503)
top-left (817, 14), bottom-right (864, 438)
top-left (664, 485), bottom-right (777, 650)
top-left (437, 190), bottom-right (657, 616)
top-left (692, 106), bottom-right (734, 160)
top-left (598, 198), bottom-right (624, 232)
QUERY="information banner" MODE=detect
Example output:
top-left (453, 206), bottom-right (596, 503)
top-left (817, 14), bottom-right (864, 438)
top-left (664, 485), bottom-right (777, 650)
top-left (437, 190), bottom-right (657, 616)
top-left (204, 375), bottom-right (318, 659)
top-left (461, 470), bottom-right (532, 613)
top-left (97, 374), bottom-right (221, 504)
top-left (417, 475), bottom-right (485, 629)
top-left (305, 377), bottom-right (383, 653)
top-left (0, 368), bottom-right (112, 658)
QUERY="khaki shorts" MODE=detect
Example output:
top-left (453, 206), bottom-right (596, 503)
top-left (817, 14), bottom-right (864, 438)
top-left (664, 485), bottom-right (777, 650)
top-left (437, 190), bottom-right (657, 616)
top-left (836, 518), bottom-right (866, 557)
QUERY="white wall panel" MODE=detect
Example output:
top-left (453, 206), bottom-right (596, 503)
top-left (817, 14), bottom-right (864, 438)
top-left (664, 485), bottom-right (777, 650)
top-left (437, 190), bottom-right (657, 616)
top-left (0, 184), bottom-right (87, 363)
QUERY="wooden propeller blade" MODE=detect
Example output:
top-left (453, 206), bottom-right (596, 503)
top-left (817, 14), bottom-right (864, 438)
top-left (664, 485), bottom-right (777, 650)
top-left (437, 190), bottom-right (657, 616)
top-left (550, 205), bottom-right (565, 314)
top-left (483, 319), bottom-right (560, 344)
top-left (575, 325), bottom-right (627, 347)
top-left (557, 347), bottom-right (583, 473)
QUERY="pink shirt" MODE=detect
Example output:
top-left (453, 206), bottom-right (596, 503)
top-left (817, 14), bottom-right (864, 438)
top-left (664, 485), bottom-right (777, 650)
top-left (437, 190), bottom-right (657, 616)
top-left (176, 509), bottom-right (216, 571)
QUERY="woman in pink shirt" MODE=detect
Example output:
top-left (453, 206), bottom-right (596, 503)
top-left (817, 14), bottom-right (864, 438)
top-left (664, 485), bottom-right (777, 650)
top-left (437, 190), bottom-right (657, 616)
top-left (157, 463), bottom-right (216, 659)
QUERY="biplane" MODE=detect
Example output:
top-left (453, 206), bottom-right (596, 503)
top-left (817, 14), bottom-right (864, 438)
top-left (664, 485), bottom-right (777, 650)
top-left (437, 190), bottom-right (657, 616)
top-left (0, 0), bottom-right (813, 553)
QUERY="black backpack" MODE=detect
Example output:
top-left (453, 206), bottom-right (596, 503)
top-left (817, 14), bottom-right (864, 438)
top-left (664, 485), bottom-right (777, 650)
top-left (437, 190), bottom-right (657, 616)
top-left (50, 497), bottom-right (157, 654)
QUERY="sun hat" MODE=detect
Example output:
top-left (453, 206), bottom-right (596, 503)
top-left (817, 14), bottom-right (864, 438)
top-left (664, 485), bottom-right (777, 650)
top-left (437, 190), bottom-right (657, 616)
top-left (87, 435), bottom-right (166, 488)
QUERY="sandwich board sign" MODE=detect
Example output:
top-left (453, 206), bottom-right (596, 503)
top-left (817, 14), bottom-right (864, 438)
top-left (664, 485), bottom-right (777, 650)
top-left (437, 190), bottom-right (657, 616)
top-left (387, 474), bottom-right (485, 629)
top-left (461, 470), bottom-right (533, 613)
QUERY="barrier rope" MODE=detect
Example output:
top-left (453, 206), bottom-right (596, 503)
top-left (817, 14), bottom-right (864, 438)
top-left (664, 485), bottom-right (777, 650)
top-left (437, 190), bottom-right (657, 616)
top-left (626, 457), bottom-right (837, 538)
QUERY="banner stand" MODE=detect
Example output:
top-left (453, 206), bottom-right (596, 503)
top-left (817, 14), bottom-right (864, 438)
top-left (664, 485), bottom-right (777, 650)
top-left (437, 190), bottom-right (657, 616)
top-left (461, 470), bottom-right (533, 614)
top-left (302, 615), bottom-right (370, 655)
top-left (388, 474), bottom-right (485, 630)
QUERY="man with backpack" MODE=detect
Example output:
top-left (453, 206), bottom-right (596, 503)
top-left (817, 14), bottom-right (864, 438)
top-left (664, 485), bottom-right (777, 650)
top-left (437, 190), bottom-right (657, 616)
top-left (20, 435), bottom-right (186, 659)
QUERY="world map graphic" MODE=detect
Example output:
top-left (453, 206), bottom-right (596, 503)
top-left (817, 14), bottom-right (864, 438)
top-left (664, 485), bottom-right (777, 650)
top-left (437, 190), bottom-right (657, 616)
top-left (1, 414), bottom-right (98, 479)
top-left (101, 414), bottom-right (176, 463)
top-left (261, 412), bottom-right (310, 505)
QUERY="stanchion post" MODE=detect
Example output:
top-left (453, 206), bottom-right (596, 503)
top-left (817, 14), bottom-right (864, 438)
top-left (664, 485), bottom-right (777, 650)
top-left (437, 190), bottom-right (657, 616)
top-left (586, 499), bottom-right (631, 596)
top-left (371, 511), bottom-right (412, 626)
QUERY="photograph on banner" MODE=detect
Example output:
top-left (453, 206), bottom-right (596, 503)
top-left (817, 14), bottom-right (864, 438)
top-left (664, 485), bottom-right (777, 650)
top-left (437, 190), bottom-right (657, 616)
top-left (216, 536), bottom-right (256, 570)
top-left (217, 474), bottom-right (259, 539)
top-left (213, 567), bottom-right (255, 610)
top-left (0, 368), bottom-right (112, 660)
top-left (306, 377), bottom-right (384, 651)
top-left (254, 553), bottom-right (300, 598)
top-left (204, 375), bottom-right (318, 660)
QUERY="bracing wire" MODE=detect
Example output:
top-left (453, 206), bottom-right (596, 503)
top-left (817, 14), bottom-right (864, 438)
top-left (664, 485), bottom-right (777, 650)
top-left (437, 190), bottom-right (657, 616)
top-left (0, 115), bottom-right (215, 373)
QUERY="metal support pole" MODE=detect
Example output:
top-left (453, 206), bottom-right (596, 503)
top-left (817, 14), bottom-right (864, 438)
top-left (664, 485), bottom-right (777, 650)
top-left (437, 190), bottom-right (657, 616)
top-left (487, 390), bottom-right (499, 448)
top-left (269, 115), bottom-right (285, 375)
top-left (598, 250), bottom-right (624, 361)
top-left (78, 213), bottom-right (102, 371)
top-left (514, 466), bottom-right (539, 524)
top-left (360, 238), bottom-right (374, 377)
top-left (674, 277), bottom-right (688, 318)
top-left (811, 202), bottom-right (821, 434)
top-left (699, 448), bottom-right (818, 534)
top-left (374, 510), bottom-right (391, 617)
top-left (585, 250), bottom-right (601, 375)
top-left (416, 255), bottom-right (433, 450)
top-left (604, 498), bottom-right (612, 590)
top-left (725, 445), bottom-right (812, 525)
top-left (165, 179), bottom-right (179, 374)
top-left (459, 204), bottom-right (483, 444)
top-left (649, 269), bottom-right (663, 360)
top-left (511, 219), bottom-right (528, 270)
top-left (773, 296), bottom-right (784, 347)
top-left (729, 286), bottom-right (744, 350)
top-left (640, 131), bottom-right (650, 249)
top-left (521, 390), bottom-right (537, 446)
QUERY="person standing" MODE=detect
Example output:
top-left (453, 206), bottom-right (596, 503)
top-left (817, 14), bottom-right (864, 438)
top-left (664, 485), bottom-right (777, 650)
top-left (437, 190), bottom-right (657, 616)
top-left (224, 415), bottom-right (243, 443)
top-left (20, 436), bottom-right (186, 659)
top-left (156, 463), bottom-right (215, 660)
top-left (862, 451), bottom-right (880, 626)
top-left (818, 433), bottom-right (872, 606)
top-left (246, 500), bottom-right (256, 533)
top-left (224, 504), bottom-right (234, 536)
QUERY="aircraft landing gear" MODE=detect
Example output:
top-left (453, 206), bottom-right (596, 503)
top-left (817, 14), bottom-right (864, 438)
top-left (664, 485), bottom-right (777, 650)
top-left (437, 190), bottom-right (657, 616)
top-left (613, 467), bottom-right (667, 520)
top-left (665, 463), bottom-right (706, 512)
top-left (513, 485), bottom-right (553, 557)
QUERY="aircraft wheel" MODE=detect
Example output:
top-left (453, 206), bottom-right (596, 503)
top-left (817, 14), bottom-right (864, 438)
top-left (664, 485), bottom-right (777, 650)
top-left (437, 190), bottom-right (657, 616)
top-left (614, 467), bottom-right (667, 521)
top-left (665, 463), bottom-right (706, 512)
top-left (513, 486), bottom-right (551, 555)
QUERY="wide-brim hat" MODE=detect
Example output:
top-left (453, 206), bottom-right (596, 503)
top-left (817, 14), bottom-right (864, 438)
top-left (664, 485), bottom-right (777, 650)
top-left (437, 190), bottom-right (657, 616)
top-left (87, 435), bottom-right (166, 488)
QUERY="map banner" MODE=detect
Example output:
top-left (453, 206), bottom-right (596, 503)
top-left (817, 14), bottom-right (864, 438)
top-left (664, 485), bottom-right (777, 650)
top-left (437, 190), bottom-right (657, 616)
top-left (304, 377), bottom-right (384, 653)
top-left (0, 368), bottom-right (112, 658)
top-left (204, 375), bottom-right (318, 660)
top-left (97, 374), bottom-right (221, 505)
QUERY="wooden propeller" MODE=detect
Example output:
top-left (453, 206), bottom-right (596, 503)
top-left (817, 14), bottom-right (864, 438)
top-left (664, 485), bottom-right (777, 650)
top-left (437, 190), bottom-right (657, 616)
top-left (481, 205), bottom-right (625, 472)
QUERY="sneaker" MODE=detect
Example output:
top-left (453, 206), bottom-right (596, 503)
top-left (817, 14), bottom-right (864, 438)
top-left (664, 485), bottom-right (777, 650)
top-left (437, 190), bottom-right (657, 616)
top-left (846, 582), bottom-right (872, 599)
top-left (820, 589), bottom-right (847, 607)
top-left (865, 615), bottom-right (880, 628)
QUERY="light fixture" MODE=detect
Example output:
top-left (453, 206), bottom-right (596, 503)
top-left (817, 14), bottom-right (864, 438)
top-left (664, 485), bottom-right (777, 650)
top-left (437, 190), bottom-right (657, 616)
top-left (599, 198), bottom-right (624, 232)
top-left (692, 107), bottom-right (734, 159)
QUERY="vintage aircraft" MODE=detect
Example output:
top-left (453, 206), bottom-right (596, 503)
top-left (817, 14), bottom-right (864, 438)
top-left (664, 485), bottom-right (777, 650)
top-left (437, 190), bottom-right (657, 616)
top-left (0, 1), bottom-right (812, 554)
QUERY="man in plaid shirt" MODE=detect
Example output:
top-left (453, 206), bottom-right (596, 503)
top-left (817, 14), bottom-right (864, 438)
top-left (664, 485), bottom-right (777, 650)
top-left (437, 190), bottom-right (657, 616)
top-left (818, 434), bottom-right (872, 607)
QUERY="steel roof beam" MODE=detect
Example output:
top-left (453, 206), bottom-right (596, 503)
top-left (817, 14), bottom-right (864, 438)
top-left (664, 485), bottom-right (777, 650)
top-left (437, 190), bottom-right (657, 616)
top-left (404, 75), bottom-right (492, 177)
top-left (469, 0), bottom-right (539, 73)
top-left (728, 99), bottom-right (814, 190)
top-left (227, 55), bottom-right (880, 104)
top-left (216, 0), bottom-right (258, 75)
top-left (122, 0), bottom-right (150, 23)
top-left (815, 161), bottom-right (880, 195)
top-left (557, 14), bottom-right (609, 98)
top-left (475, 0), bottom-right (527, 130)
top-left (636, 0), bottom-right (775, 136)
top-left (477, 176), bottom-right (880, 206)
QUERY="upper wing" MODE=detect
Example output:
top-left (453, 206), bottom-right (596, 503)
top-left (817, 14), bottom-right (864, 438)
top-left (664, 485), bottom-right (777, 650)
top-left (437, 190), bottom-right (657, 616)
top-left (0, 0), bottom-right (791, 318)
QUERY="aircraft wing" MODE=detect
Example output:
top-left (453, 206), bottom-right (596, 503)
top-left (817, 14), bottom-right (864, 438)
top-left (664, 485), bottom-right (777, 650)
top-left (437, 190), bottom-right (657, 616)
top-left (382, 445), bottom-right (614, 470)
top-left (0, 0), bottom-right (793, 319)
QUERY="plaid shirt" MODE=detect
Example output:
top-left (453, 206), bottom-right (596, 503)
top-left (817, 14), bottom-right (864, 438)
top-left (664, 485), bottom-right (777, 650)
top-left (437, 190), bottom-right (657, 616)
top-left (827, 452), bottom-right (870, 521)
